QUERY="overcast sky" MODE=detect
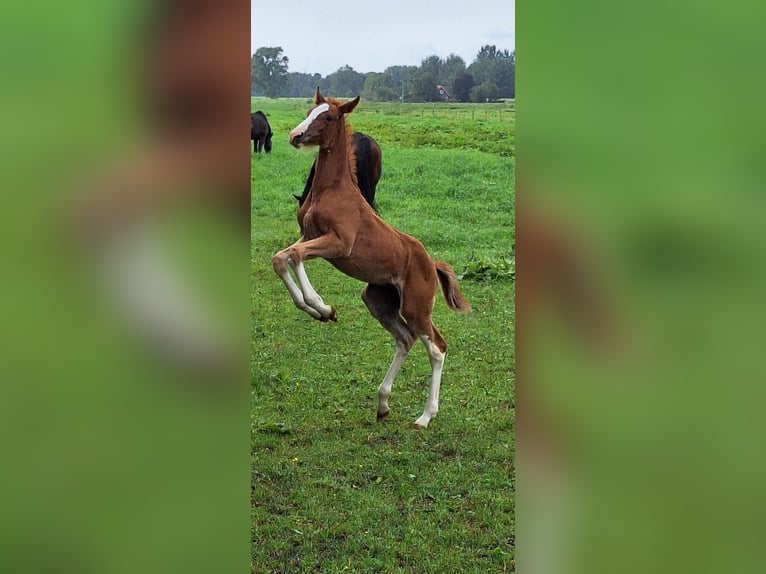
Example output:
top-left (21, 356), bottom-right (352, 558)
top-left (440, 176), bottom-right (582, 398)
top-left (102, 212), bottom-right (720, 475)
top-left (252, 0), bottom-right (515, 76)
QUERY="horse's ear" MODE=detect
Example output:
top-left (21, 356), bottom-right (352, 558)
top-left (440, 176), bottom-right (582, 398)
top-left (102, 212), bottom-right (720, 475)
top-left (314, 87), bottom-right (326, 105)
top-left (339, 96), bottom-right (360, 116)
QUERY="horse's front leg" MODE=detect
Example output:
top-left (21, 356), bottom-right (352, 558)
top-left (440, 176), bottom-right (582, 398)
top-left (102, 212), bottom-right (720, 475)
top-left (272, 234), bottom-right (351, 321)
top-left (272, 244), bottom-right (323, 320)
top-left (290, 259), bottom-right (336, 322)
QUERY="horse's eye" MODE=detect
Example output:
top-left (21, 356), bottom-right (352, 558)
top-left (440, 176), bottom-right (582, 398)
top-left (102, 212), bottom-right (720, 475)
top-left (325, 115), bottom-right (333, 122)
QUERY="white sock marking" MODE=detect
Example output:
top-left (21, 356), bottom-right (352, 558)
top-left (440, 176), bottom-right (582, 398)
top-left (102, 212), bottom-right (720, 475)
top-left (414, 335), bottom-right (445, 428)
top-left (274, 255), bottom-right (322, 319)
top-left (378, 344), bottom-right (409, 415)
top-left (292, 261), bottom-right (333, 317)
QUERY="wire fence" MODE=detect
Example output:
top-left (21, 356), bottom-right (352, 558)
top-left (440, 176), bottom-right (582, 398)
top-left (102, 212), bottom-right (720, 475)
top-left (251, 97), bottom-right (515, 122)
top-left (354, 104), bottom-right (515, 122)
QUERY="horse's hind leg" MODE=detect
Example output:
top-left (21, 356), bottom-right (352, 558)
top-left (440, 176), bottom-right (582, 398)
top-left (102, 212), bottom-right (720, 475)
top-left (362, 283), bottom-right (416, 420)
top-left (400, 283), bottom-right (448, 429)
top-left (413, 323), bottom-right (447, 428)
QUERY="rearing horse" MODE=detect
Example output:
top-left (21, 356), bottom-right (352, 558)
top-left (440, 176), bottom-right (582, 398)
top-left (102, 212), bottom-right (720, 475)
top-left (272, 89), bottom-right (471, 429)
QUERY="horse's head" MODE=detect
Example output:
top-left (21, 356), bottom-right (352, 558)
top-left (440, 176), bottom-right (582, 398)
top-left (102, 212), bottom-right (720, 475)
top-left (289, 88), bottom-right (359, 150)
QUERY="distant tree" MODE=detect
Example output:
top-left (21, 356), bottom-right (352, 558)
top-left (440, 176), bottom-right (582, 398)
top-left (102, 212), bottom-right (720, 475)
top-left (249, 47), bottom-right (515, 100)
top-left (326, 65), bottom-right (365, 97)
top-left (410, 70), bottom-right (439, 102)
top-left (494, 50), bottom-right (515, 98)
top-left (479, 44), bottom-right (509, 60)
top-left (362, 72), bottom-right (396, 101)
top-left (251, 47), bottom-right (289, 98)
top-left (317, 75), bottom-right (332, 95)
top-left (287, 72), bottom-right (323, 98)
top-left (384, 65), bottom-right (418, 101)
top-left (468, 45), bottom-right (515, 99)
top-left (470, 81), bottom-right (500, 103)
top-left (442, 54), bottom-right (468, 93)
top-left (420, 55), bottom-right (445, 85)
top-left (470, 45), bottom-right (505, 85)
top-left (452, 72), bottom-right (475, 102)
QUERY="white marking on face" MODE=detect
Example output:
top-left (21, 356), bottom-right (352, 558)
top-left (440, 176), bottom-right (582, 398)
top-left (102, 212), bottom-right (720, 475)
top-left (290, 103), bottom-right (330, 140)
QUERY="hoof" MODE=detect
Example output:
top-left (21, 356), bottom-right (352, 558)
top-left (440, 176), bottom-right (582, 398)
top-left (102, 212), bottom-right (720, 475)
top-left (376, 409), bottom-right (390, 422)
top-left (413, 416), bottom-right (431, 429)
top-left (319, 307), bottom-right (337, 323)
top-left (328, 307), bottom-right (337, 322)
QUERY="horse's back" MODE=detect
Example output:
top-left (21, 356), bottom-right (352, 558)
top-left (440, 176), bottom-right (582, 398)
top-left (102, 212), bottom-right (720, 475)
top-left (251, 110), bottom-right (272, 152)
top-left (251, 110), bottom-right (271, 134)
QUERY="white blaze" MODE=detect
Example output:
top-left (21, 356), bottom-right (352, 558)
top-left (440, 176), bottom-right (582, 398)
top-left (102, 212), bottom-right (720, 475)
top-left (290, 103), bottom-right (330, 139)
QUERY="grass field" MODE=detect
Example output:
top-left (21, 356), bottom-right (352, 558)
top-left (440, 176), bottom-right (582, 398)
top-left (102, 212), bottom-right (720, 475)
top-left (252, 98), bottom-right (515, 572)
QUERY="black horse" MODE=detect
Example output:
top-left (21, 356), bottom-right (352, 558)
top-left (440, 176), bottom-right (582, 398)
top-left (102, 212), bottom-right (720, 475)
top-left (251, 111), bottom-right (272, 153)
top-left (295, 132), bottom-right (381, 211)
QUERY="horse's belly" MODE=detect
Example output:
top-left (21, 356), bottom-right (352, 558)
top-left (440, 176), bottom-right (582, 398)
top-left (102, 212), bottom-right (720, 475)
top-left (326, 257), bottom-right (394, 284)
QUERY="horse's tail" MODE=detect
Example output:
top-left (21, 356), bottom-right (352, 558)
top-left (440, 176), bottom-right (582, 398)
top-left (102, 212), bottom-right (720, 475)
top-left (434, 261), bottom-right (471, 313)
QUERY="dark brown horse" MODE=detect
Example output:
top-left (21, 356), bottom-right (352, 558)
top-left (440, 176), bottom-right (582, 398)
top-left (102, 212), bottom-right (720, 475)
top-left (272, 89), bottom-right (470, 428)
top-left (251, 111), bottom-right (272, 153)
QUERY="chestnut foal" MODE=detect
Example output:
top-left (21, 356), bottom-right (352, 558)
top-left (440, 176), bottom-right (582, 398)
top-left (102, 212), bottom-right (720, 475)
top-left (272, 89), bottom-right (470, 428)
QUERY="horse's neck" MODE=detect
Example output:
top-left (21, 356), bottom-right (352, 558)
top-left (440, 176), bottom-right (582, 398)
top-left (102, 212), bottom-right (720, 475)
top-left (313, 129), bottom-right (353, 189)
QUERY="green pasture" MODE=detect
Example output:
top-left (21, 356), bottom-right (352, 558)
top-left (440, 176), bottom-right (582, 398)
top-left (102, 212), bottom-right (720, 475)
top-left (252, 98), bottom-right (515, 572)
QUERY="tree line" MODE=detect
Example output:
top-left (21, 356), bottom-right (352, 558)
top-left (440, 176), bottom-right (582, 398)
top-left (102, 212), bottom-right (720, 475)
top-left (251, 45), bottom-right (514, 103)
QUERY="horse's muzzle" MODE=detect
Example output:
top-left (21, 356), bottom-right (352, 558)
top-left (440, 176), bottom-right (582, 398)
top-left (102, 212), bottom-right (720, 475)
top-left (289, 131), bottom-right (304, 148)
